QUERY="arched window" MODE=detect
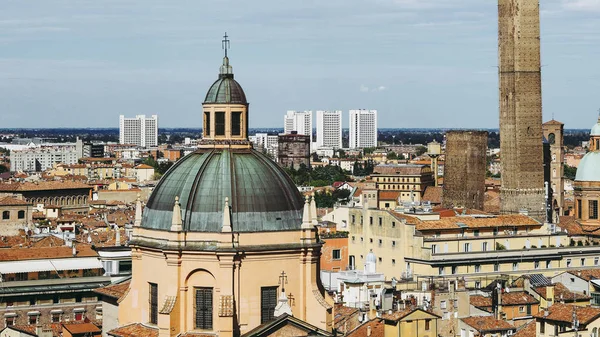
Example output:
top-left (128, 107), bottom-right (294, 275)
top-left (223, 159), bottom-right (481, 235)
top-left (548, 133), bottom-right (555, 145)
top-left (17, 210), bottom-right (25, 219)
top-left (2, 211), bottom-right (9, 220)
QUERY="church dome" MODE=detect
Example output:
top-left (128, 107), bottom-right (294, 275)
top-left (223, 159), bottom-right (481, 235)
top-left (203, 55), bottom-right (247, 105)
top-left (142, 147), bottom-right (304, 232)
top-left (592, 122), bottom-right (600, 136)
top-left (204, 76), bottom-right (247, 104)
top-left (575, 152), bottom-right (600, 182)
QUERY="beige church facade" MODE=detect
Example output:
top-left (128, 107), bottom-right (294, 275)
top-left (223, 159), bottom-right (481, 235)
top-left (116, 38), bottom-right (333, 337)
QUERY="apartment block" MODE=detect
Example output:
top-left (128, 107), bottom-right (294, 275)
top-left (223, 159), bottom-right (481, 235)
top-left (118, 115), bottom-right (158, 148)
top-left (349, 109), bottom-right (377, 149)
top-left (316, 110), bottom-right (342, 149)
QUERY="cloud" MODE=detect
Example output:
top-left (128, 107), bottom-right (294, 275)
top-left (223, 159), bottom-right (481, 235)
top-left (359, 85), bottom-right (387, 92)
top-left (562, 0), bottom-right (600, 11)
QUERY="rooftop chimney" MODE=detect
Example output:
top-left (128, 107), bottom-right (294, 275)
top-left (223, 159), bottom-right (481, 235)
top-left (367, 326), bottom-right (372, 337)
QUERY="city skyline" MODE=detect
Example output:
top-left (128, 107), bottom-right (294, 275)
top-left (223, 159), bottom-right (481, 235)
top-left (0, 1), bottom-right (598, 129)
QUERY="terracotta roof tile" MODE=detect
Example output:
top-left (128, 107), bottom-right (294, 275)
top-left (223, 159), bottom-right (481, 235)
top-left (108, 323), bottom-right (159, 337)
top-left (62, 322), bottom-right (101, 334)
top-left (422, 186), bottom-right (442, 204)
top-left (461, 316), bottom-right (515, 332)
top-left (534, 283), bottom-right (590, 301)
top-left (346, 318), bottom-right (385, 337)
top-left (0, 244), bottom-right (97, 261)
top-left (513, 321), bottom-right (536, 337)
top-left (0, 181), bottom-right (92, 192)
top-left (567, 269), bottom-right (600, 281)
top-left (535, 303), bottom-right (600, 325)
top-left (94, 280), bottom-right (131, 300)
top-left (470, 295), bottom-right (492, 309)
top-left (373, 164), bottom-right (427, 175)
top-left (415, 214), bottom-right (539, 231)
top-left (378, 190), bottom-right (400, 201)
top-left (0, 196), bottom-right (31, 206)
top-left (500, 291), bottom-right (539, 305)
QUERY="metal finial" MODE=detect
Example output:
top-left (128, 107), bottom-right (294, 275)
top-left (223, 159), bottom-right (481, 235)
top-left (222, 32), bottom-right (230, 58)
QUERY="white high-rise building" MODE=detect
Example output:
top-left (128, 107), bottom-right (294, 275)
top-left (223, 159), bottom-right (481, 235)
top-left (349, 109), bottom-right (377, 149)
top-left (119, 115), bottom-right (158, 148)
top-left (283, 111), bottom-right (313, 143)
top-left (316, 110), bottom-right (342, 149)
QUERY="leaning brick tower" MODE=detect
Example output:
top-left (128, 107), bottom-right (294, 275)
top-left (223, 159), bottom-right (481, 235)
top-left (498, 0), bottom-right (545, 220)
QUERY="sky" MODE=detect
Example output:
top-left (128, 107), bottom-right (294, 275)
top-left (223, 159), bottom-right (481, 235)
top-left (0, 0), bottom-right (599, 129)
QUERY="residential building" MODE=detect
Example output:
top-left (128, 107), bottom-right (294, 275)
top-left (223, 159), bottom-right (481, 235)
top-left (284, 111), bottom-right (313, 143)
top-left (0, 196), bottom-right (33, 236)
top-left (371, 164), bottom-right (435, 203)
top-left (316, 110), bottom-right (342, 149)
top-left (0, 181), bottom-right (93, 214)
top-left (470, 291), bottom-right (540, 320)
top-left (382, 309), bottom-right (440, 337)
top-left (10, 139), bottom-right (83, 172)
top-left (459, 316), bottom-right (516, 337)
top-left (534, 303), bottom-right (600, 337)
top-left (250, 133), bottom-right (279, 159)
top-left (349, 109), bottom-right (377, 149)
top-left (94, 280), bottom-right (131, 337)
top-left (329, 202), bottom-right (600, 286)
top-left (0, 245), bottom-right (109, 329)
top-left (118, 115), bottom-right (158, 148)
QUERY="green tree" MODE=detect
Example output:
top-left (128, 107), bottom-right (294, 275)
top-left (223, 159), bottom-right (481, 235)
top-left (415, 146), bottom-right (427, 156)
top-left (564, 164), bottom-right (577, 180)
top-left (387, 152), bottom-right (398, 160)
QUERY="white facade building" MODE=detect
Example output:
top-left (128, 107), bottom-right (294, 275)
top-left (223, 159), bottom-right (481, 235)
top-left (349, 109), bottom-right (377, 149)
top-left (250, 133), bottom-right (279, 160)
top-left (316, 110), bottom-right (342, 149)
top-left (10, 139), bottom-right (83, 172)
top-left (119, 115), bottom-right (158, 148)
top-left (283, 111), bottom-right (313, 143)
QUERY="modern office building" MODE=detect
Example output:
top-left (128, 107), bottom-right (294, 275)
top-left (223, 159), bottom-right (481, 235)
top-left (316, 110), bottom-right (342, 149)
top-left (349, 109), bottom-right (377, 149)
top-left (284, 110), bottom-right (313, 143)
top-left (118, 115), bottom-right (158, 148)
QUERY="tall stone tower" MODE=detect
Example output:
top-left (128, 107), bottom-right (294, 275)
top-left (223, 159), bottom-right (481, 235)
top-left (498, 0), bottom-right (545, 219)
top-left (542, 119), bottom-right (564, 219)
top-left (442, 131), bottom-right (488, 210)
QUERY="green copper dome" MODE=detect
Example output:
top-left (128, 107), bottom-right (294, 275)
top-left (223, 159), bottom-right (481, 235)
top-left (203, 56), bottom-right (247, 104)
top-left (142, 148), bottom-right (304, 232)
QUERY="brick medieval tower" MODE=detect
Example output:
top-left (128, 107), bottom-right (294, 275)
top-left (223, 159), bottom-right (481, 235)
top-left (498, 0), bottom-right (545, 220)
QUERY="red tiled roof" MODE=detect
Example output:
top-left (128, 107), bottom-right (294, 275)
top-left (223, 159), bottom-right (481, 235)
top-left (94, 280), bottom-right (130, 300)
top-left (534, 283), bottom-right (591, 301)
top-left (513, 321), bottom-right (536, 337)
top-left (62, 322), bottom-right (101, 334)
top-left (567, 269), bottom-right (600, 281)
top-left (0, 245), bottom-right (97, 261)
top-left (416, 214), bottom-right (539, 231)
top-left (134, 164), bottom-right (154, 169)
top-left (346, 319), bottom-right (385, 337)
top-left (543, 119), bottom-right (564, 125)
top-left (461, 316), bottom-right (515, 332)
top-left (0, 181), bottom-right (92, 191)
top-left (108, 323), bottom-right (158, 337)
top-left (378, 190), bottom-right (400, 201)
top-left (0, 196), bottom-right (31, 206)
top-left (500, 291), bottom-right (539, 305)
top-left (422, 186), bottom-right (442, 204)
top-left (536, 303), bottom-right (600, 325)
top-left (470, 295), bottom-right (492, 309)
